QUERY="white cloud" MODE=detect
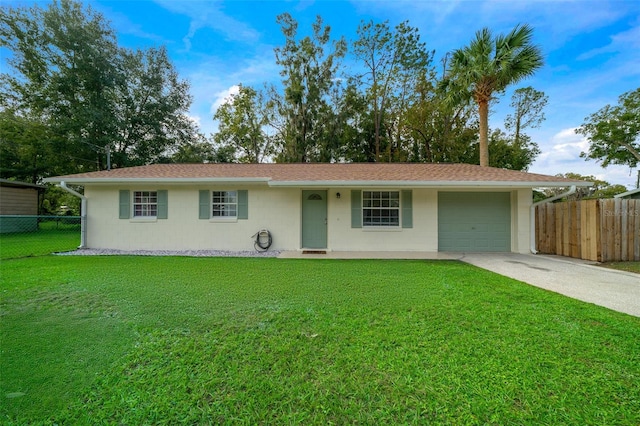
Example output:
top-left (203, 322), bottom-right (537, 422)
top-left (578, 24), bottom-right (640, 60)
top-left (537, 128), bottom-right (589, 163)
top-left (90, 3), bottom-right (166, 44)
top-left (187, 114), bottom-right (201, 127)
top-left (210, 85), bottom-right (240, 115)
top-left (530, 127), bottom-right (637, 188)
top-left (153, 0), bottom-right (261, 50)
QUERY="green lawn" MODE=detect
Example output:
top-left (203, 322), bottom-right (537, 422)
top-left (1, 256), bottom-right (639, 425)
top-left (0, 225), bottom-right (81, 260)
top-left (599, 261), bottom-right (640, 274)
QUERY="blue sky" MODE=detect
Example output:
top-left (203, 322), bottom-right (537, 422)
top-left (8, 0), bottom-right (640, 188)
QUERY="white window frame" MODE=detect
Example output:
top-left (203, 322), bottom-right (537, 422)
top-left (362, 190), bottom-right (401, 228)
top-left (133, 190), bottom-right (158, 218)
top-left (211, 190), bottom-right (238, 220)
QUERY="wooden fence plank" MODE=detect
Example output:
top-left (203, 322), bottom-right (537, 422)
top-left (601, 199), bottom-right (614, 261)
top-left (574, 201), bottom-right (581, 258)
top-left (631, 200), bottom-right (640, 260)
top-left (614, 199), bottom-right (622, 261)
top-left (535, 198), bottom-right (638, 262)
top-left (596, 199), bottom-right (602, 262)
top-left (546, 203), bottom-right (555, 254)
top-left (562, 202), bottom-right (570, 256)
top-left (621, 200), bottom-right (628, 260)
top-left (580, 199), bottom-right (598, 261)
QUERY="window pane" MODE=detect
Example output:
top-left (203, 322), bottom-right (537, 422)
top-left (133, 191), bottom-right (158, 217)
top-left (361, 190), bottom-right (400, 227)
top-left (211, 190), bottom-right (238, 218)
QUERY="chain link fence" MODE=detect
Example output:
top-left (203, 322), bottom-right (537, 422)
top-left (0, 215), bottom-right (82, 260)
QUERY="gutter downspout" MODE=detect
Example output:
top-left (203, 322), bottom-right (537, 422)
top-left (60, 181), bottom-right (87, 249)
top-left (530, 185), bottom-right (576, 254)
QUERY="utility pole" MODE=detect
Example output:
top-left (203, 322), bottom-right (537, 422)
top-left (105, 145), bottom-right (111, 171)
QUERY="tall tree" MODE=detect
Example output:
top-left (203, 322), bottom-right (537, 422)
top-left (352, 20), bottom-right (433, 161)
top-left (213, 85), bottom-right (272, 163)
top-left (444, 25), bottom-right (543, 167)
top-left (0, 110), bottom-right (54, 183)
top-left (577, 87), bottom-right (640, 170)
top-left (537, 173), bottom-right (627, 201)
top-left (1, 0), bottom-right (120, 173)
top-left (505, 86), bottom-right (548, 147)
top-left (0, 0), bottom-right (198, 179)
top-left (405, 66), bottom-right (477, 163)
top-left (112, 46), bottom-right (195, 168)
top-left (271, 13), bottom-right (346, 163)
top-left (483, 129), bottom-right (540, 171)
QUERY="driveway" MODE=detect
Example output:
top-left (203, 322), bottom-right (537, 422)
top-left (459, 253), bottom-right (640, 317)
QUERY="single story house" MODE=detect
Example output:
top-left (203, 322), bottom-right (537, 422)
top-left (44, 163), bottom-right (591, 253)
top-left (0, 179), bottom-right (45, 233)
top-left (614, 187), bottom-right (640, 200)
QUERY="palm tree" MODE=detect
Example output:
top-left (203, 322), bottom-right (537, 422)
top-left (446, 25), bottom-right (543, 167)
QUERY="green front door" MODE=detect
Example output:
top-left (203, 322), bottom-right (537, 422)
top-left (302, 190), bottom-right (327, 249)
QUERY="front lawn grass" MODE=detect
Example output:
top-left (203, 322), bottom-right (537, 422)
top-left (0, 226), bottom-right (80, 260)
top-left (599, 261), bottom-right (640, 274)
top-left (1, 256), bottom-right (639, 424)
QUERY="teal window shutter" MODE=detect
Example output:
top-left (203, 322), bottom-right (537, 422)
top-left (119, 190), bottom-right (130, 219)
top-left (351, 190), bottom-right (362, 228)
top-left (401, 190), bottom-right (413, 228)
top-left (237, 190), bottom-right (248, 219)
top-left (199, 190), bottom-right (210, 219)
top-left (157, 190), bottom-right (168, 219)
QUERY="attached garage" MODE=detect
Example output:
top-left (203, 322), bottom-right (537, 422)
top-left (438, 192), bottom-right (511, 252)
top-left (43, 163), bottom-right (593, 254)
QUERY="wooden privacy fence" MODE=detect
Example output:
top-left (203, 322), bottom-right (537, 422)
top-left (535, 199), bottom-right (640, 262)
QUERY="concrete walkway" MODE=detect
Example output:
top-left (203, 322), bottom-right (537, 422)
top-left (278, 251), bottom-right (458, 260)
top-left (278, 251), bottom-right (640, 317)
top-left (458, 253), bottom-right (640, 318)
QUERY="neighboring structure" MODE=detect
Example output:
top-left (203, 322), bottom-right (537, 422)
top-left (44, 163), bottom-right (592, 253)
top-left (0, 179), bottom-right (44, 233)
top-left (614, 188), bottom-right (640, 200)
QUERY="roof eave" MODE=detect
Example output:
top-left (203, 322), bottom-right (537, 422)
top-left (614, 188), bottom-right (640, 198)
top-left (43, 177), bottom-right (593, 188)
top-left (268, 180), bottom-right (594, 188)
top-left (44, 177), bottom-right (272, 185)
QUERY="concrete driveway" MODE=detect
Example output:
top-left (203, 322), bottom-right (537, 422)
top-left (459, 253), bottom-right (640, 317)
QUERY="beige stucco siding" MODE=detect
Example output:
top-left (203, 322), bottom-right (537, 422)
top-left (329, 188), bottom-right (439, 252)
top-left (513, 188), bottom-right (533, 254)
top-left (85, 185), bottom-right (300, 251)
top-left (83, 185), bottom-right (532, 253)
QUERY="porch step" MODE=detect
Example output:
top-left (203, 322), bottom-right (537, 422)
top-left (302, 250), bottom-right (327, 255)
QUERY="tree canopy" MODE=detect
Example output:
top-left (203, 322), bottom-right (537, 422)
top-left (443, 25), bottom-right (544, 167)
top-left (535, 173), bottom-right (628, 201)
top-left (0, 0), bottom-right (198, 182)
top-left (577, 87), bottom-right (640, 170)
top-left (2, 2), bottom-right (547, 187)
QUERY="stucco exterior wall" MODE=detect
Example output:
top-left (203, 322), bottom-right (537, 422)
top-left (513, 188), bottom-right (533, 254)
top-left (84, 185), bottom-right (532, 253)
top-left (329, 188), bottom-right (438, 252)
top-left (85, 185), bottom-right (300, 251)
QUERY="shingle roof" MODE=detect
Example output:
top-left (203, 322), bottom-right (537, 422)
top-left (44, 163), bottom-right (592, 187)
top-left (0, 178), bottom-right (45, 189)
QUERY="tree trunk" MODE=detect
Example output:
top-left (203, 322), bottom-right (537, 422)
top-left (478, 99), bottom-right (489, 167)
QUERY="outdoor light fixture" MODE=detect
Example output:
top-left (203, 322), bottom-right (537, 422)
top-left (336, 192), bottom-right (341, 199)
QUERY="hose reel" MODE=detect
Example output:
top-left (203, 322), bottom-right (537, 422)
top-left (252, 229), bottom-right (272, 251)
